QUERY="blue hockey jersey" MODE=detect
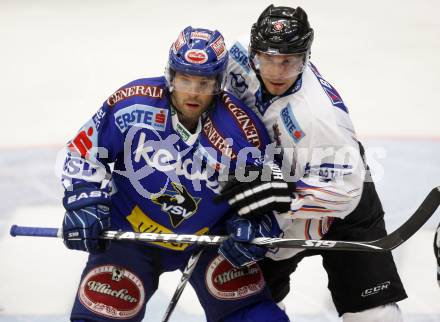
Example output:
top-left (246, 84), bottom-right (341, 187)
top-left (61, 76), bottom-right (270, 252)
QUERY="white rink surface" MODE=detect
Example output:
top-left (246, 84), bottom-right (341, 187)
top-left (0, 141), bottom-right (439, 322)
top-left (1, 0), bottom-right (440, 321)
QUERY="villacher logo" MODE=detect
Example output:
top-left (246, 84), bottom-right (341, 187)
top-left (79, 265), bottom-right (145, 319)
top-left (205, 255), bottom-right (264, 300)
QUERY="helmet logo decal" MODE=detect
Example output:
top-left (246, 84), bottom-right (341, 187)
top-left (174, 31), bottom-right (186, 53)
top-left (210, 35), bottom-right (226, 59)
top-left (190, 31), bottom-right (211, 41)
top-left (273, 20), bottom-right (285, 31)
top-left (184, 49), bottom-right (208, 64)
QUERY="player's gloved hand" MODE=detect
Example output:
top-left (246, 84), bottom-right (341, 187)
top-left (434, 222), bottom-right (440, 287)
top-left (215, 161), bottom-right (294, 219)
top-left (219, 214), bottom-right (281, 267)
top-left (62, 183), bottom-right (111, 254)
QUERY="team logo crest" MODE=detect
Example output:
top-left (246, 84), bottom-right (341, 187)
top-left (229, 71), bottom-right (248, 94)
top-left (273, 20), bottom-right (285, 31)
top-left (151, 182), bottom-right (201, 227)
top-left (111, 267), bottom-right (124, 282)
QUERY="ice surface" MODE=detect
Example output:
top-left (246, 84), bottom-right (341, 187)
top-left (0, 141), bottom-right (438, 321)
top-left (0, 0), bottom-right (439, 321)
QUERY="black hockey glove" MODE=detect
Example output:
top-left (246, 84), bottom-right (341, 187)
top-left (215, 162), bottom-right (294, 219)
top-left (62, 183), bottom-right (111, 254)
top-left (435, 222), bottom-right (440, 287)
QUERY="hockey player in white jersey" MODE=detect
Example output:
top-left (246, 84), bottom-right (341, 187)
top-left (218, 4), bottom-right (407, 321)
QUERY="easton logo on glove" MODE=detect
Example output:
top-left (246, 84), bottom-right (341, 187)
top-left (63, 184), bottom-right (111, 211)
top-left (65, 190), bottom-right (110, 205)
top-left (62, 183), bottom-right (111, 254)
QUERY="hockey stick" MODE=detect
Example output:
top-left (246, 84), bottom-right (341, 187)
top-left (161, 247), bottom-right (204, 322)
top-left (10, 187), bottom-right (440, 252)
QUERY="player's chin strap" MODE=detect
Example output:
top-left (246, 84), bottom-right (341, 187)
top-left (161, 247), bottom-right (204, 322)
top-left (9, 186), bottom-right (440, 252)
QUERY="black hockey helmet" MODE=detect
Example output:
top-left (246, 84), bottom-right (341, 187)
top-left (250, 5), bottom-right (314, 57)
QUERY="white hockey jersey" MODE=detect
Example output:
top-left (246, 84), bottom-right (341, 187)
top-left (226, 40), bottom-right (367, 260)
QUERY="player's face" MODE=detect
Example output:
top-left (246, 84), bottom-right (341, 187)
top-left (171, 72), bottom-right (216, 129)
top-left (255, 52), bottom-right (305, 96)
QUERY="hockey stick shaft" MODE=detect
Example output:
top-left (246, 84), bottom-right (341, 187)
top-left (9, 187), bottom-right (440, 252)
top-left (10, 226), bottom-right (60, 238)
top-left (10, 225), bottom-right (227, 245)
top-left (161, 247), bottom-right (204, 322)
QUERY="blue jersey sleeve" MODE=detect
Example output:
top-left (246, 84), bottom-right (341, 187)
top-left (61, 77), bottom-right (160, 188)
top-left (61, 77), bottom-right (169, 189)
top-left (61, 100), bottom-right (124, 189)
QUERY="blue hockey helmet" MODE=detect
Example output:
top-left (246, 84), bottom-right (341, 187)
top-left (165, 26), bottom-right (229, 94)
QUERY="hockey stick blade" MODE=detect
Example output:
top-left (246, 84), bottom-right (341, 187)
top-left (9, 187), bottom-right (440, 252)
top-left (255, 186), bottom-right (440, 252)
top-left (370, 186), bottom-right (440, 250)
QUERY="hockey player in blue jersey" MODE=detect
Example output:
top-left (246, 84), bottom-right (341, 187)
top-left (60, 26), bottom-right (291, 322)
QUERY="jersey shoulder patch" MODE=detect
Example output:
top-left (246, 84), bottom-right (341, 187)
top-left (280, 103), bottom-right (306, 143)
top-left (309, 63), bottom-right (348, 113)
top-left (229, 41), bottom-right (251, 73)
top-left (106, 77), bottom-right (166, 108)
top-left (104, 77), bottom-right (169, 133)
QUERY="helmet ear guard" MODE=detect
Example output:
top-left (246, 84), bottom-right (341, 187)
top-left (165, 26), bottom-right (229, 95)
